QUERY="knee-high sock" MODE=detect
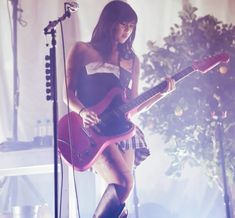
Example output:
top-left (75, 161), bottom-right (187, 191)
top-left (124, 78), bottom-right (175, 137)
top-left (93, 184), bottom-right (126, 218)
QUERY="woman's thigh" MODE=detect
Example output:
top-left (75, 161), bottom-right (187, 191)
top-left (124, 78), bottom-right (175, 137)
top-left (92, 144), bottom-right (135, 186)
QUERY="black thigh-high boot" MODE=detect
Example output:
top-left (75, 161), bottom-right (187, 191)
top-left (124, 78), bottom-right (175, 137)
top-left (93, 184), bottom-right (126, 218)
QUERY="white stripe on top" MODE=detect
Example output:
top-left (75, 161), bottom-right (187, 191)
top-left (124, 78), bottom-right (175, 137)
top-left (85, 62), bottom-right (120, 79)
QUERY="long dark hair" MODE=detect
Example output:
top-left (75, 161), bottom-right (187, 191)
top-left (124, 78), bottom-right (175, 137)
top-left (90, 0), bottom-right (138, 61)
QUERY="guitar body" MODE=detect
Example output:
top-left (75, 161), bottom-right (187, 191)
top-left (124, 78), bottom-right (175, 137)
top-left (58, 87), bottom-right (136, 171)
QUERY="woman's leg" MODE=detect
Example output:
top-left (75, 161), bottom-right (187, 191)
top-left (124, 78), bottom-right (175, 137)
top-left (93, 144), bottom-right (135, 202)
top-left (92, 144), bottom-right (135, 217)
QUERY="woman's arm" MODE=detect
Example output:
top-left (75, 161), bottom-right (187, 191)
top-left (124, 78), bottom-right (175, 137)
top-left (63, 42), bottom-right (86, 115)
top-left (130, 55), bottom-right (175, 114)
top-left (63, 42), bottom-right (100, 126)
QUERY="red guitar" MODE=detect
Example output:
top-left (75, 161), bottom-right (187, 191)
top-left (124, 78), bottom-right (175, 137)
top-left (58, 52), bottom-right (230, 171)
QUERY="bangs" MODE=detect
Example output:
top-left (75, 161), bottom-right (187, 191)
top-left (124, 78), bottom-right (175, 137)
top-left (102, 1), bottom-right (138, 24)
top-left (117, 4), bottom-right (138, 24)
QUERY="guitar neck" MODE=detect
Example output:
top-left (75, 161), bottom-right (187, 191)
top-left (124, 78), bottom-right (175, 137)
top-left (119, 66), bottom-right (195, 114)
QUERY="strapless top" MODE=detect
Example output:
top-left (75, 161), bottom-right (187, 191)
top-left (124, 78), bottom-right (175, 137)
top-left (76, 62), bottom-right (132, 107)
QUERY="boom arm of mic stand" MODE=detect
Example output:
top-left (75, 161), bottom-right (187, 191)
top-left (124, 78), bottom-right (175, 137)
top-left (44, 10), bottom-right (71, 34)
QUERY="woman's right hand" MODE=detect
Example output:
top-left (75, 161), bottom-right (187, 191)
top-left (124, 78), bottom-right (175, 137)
top-left (79, 108), bottom-right (100, 128)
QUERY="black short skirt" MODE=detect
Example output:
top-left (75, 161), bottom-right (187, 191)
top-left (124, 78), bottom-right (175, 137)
top-left (116, 126), bottom-right (150, 166)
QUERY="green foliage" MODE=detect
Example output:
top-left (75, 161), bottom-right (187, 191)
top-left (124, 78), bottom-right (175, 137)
top-left (140, 4), bottom-right (235, 184)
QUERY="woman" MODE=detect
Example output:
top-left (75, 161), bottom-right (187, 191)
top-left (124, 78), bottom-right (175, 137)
top-left (63, 1), bottom-right (175, 217)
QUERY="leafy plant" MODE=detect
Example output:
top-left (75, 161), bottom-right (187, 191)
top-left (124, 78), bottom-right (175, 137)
top-left (139, 4), bottom-right (235, 186)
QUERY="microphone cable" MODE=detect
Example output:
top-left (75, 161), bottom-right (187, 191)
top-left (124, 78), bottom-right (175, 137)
top-left (59, 15), bottom-right (81, 218)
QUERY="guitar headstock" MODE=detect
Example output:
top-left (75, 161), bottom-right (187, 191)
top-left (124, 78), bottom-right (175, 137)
top-left (192, 52), bottom-right (230, 73)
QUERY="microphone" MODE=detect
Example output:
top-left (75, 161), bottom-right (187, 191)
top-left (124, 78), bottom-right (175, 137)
top-left (64, 1), bottom-right (79, 13)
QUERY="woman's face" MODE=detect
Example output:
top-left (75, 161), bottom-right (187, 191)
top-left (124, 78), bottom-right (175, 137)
top-left (114, 21), bottom-right (135, 44)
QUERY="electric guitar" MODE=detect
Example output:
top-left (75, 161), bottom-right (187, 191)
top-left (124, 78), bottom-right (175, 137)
top-left (58, 52), bottom-right (230, 171)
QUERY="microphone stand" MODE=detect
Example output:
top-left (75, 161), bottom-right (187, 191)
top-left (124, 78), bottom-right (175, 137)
top-left (44, 9), bottom-right (73, 218)
top-left (212, 109), bottom-right (232, 218)
top-left (133, 168), bottom-right (140, 218)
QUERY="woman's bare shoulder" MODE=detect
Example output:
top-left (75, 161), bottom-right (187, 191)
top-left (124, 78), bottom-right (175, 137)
top-left (70, 41), bottom-right (91, 53)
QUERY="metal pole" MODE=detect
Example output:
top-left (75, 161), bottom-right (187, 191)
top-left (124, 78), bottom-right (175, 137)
top-left (133, 168), bottom-right (140, 218)
top-left (213, 111), bottom-right (232, 218)
top-left (11, 0), bottom-right (20, 141)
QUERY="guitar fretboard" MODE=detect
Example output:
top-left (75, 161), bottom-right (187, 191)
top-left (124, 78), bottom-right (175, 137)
top-left (119, 66), bottom-right (195, 114)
